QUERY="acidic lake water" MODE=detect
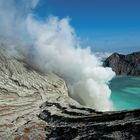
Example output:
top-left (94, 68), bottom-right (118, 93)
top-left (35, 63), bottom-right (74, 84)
top-left (110, 76), bottom-right (140, 111)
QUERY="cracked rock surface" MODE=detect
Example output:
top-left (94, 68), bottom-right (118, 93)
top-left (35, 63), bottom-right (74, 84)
top-left (0, 49), bottom-right (140, 140)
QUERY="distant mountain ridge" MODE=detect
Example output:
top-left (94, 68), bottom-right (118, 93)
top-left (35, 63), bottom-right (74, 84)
top-left (103, 51), bottom-right (140, 76)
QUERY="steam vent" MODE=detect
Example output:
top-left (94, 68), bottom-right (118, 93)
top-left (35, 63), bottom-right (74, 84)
top-left (0, 49), bottom-right (140, 140)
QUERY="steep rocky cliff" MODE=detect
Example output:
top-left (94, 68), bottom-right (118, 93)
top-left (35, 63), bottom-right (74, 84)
top-left (0, 49), bottom-right (140, 140)
top-left (103, 52), bottom-right (140, 75)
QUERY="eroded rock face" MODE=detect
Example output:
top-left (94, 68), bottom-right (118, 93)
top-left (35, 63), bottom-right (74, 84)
top-left (0, 49), bottom-right (78, 139)
top-left (103, 52), bottom-right (140, 76)
top-left (0, 49), bottom-right (140, 140)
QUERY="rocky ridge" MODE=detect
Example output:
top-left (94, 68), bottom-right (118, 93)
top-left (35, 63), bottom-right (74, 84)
top-left (103, 52), bottom-right (140, 75)
top-left (0, 49), bottom-right (140, 140)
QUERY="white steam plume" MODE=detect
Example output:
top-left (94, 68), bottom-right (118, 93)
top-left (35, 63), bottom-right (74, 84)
top-left (26, 15), bottom-right (115, 111)
top-left (0, 0), bottom-right (115, 111)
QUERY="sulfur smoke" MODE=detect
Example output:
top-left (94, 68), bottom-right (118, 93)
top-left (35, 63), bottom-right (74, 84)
top-left (0, 0), bottom-right (115, 111)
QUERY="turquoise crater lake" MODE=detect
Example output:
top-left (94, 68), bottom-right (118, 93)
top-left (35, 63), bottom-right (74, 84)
top-left (110, 76), bottom-right (140, 111)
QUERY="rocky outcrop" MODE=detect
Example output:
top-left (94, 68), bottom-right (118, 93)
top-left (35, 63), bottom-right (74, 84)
top-left (103, 52), bottom-right (140, 75)
top-left (40, 101), bottom-right (140, 140)
top-left (0, 49), bottom-right (140, 140)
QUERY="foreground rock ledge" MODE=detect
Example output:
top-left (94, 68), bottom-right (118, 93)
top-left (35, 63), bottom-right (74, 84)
top-left (0, 50), bottom-right (140, 140)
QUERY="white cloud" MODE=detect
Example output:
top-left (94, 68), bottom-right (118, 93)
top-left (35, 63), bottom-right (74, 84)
top-left (95, 52), bottom-right (113, 61)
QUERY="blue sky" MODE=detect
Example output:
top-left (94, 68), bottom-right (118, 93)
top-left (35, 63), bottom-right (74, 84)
top-left (28, 0), bottom-right (140, 53)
